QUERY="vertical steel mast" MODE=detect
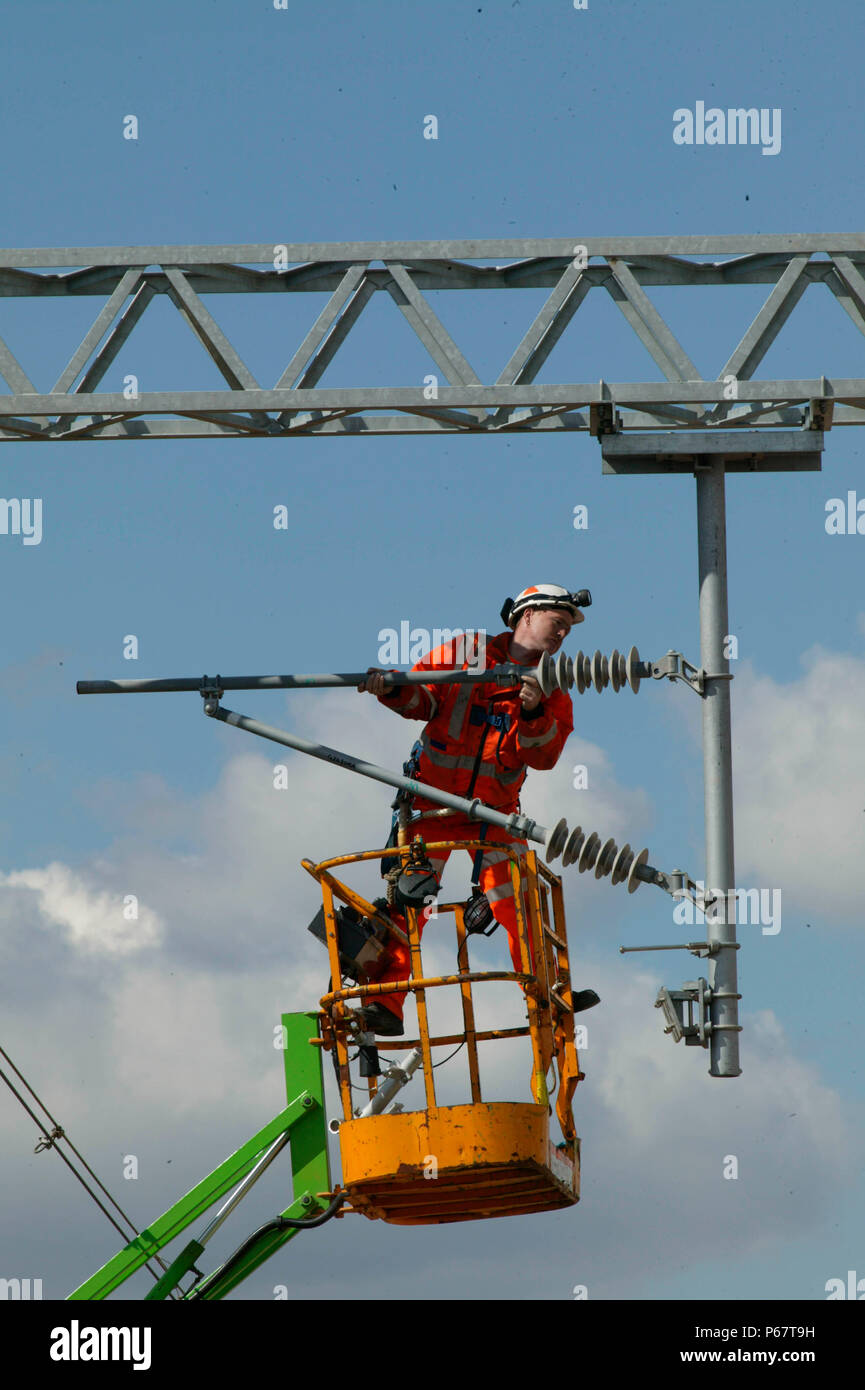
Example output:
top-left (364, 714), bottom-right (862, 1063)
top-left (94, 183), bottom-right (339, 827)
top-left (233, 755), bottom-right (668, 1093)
top-left (697, 459), bottom-right (739, 1077)
top-left (602, 429), bottom-right (823, 1074)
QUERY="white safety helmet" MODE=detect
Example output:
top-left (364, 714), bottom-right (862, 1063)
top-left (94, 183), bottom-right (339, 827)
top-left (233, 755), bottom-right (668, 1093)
top-left (500, 584), bottom-right (590, 629)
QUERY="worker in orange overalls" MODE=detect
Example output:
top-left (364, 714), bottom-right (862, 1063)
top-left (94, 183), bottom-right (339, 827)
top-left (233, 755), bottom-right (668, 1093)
top-left (356, 584), bottom-right (600, 1035)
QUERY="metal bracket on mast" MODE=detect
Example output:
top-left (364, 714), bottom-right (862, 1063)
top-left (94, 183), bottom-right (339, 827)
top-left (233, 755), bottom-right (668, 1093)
top-left (646, 650), bottom-right (717, 696)
top-left (655, 980), bottom-right (714, 1047)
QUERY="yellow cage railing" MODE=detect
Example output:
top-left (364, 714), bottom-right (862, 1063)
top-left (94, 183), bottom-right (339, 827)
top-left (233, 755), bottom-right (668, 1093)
top-left (301, 837), bottom-right (585, 1225)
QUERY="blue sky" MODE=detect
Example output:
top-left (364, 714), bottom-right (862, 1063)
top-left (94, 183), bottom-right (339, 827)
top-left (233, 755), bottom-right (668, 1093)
top-left (1, 0), bottom-right (864, 1307)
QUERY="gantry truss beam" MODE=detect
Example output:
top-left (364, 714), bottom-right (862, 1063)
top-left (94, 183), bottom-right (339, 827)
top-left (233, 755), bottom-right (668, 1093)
top-left (1, 236), bottom-right (864, 441)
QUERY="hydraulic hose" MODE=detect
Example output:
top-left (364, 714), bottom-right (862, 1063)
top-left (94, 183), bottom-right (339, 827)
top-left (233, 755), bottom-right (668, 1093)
top-left (186, 1191), bottom-right (346, 1300)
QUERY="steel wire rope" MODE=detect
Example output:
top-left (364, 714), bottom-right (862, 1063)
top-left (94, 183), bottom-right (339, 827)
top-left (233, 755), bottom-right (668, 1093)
top-left (0, 1041), bottom-right (181, 1297)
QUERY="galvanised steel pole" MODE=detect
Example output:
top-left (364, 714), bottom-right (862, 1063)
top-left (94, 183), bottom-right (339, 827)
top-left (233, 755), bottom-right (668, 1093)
top-left (696, 458), bottom-right (741, 1077)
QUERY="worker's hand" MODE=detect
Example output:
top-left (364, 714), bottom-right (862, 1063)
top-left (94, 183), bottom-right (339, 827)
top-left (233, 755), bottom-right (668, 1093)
top-left (356, 667), bottom-right (394, 696)
top-left (519, 676), bottom-right (543, 711)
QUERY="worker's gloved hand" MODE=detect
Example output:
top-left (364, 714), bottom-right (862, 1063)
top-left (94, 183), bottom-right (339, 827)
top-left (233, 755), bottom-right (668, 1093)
top-left (518, 675), bottom-right (543, 711)
top-left (357, 668), bottom-right (394, 696)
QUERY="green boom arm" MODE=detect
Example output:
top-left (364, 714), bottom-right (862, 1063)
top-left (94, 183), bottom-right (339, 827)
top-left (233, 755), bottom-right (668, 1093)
top-left (67, 1013), bottom-right (332, 1302)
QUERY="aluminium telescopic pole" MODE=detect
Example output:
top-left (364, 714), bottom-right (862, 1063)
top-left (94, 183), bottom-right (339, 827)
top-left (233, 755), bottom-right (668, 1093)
top-left (207, 703), bottom-right (554, 849)
top-left (76, 662), bottom-right (551, 696)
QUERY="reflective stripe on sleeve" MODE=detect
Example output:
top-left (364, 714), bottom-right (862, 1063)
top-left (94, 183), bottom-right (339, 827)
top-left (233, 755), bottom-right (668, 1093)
top-left (519, 722), bottom-right (557, 749)
top-left (420, 733), bottom-right (524, 787)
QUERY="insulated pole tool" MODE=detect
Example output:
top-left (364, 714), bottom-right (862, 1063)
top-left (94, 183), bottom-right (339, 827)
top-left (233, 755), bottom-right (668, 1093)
top-left (76, 666), bottom-right (682, 896)
top-left (76, 646), bottom-right (657, 701)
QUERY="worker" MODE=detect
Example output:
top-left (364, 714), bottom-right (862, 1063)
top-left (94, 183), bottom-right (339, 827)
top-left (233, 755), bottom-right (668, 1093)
top-left (356, 584), bottom-right (600, 1035)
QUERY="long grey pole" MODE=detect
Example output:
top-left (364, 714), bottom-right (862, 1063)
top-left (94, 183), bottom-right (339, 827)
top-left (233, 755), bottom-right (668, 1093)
top-left (696, 459), bottom-right (741, 1077)
top-left (76, 666), bottom-right (536, 696)
top-left (208, 704), bottom-right (550, 847)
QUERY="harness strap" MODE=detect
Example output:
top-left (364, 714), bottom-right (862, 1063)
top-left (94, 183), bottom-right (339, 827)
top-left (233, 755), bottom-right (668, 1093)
top-left (471, 821), bottom-right (489, 886)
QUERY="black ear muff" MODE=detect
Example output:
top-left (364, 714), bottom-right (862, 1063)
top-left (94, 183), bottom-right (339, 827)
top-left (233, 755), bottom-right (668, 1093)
top-left (500, 597), bottom-right (515, 627)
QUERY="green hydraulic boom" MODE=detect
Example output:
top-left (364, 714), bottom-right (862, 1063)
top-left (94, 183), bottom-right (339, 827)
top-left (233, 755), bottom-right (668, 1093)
top-left (67, 1012), bottom-right (333, 1301)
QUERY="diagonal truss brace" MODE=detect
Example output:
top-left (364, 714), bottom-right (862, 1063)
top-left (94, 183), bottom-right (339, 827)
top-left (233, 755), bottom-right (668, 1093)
top-left (1, 236), bottom-right (865, 440)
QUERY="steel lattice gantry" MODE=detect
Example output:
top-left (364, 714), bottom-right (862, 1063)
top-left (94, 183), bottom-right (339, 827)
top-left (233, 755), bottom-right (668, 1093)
top-left (0, 235), bottom-right (864, 441)
top-left (12, 233), bottom-right (860, 1077)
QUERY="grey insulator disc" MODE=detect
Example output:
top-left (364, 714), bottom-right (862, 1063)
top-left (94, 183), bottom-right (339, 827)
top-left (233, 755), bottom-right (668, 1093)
top-left (536, 651), bottom-right (556, 698)
top-left (626, 645), bottom-right (641, 694)
top-left (575, 652), bottom-right (588, 694)
top-left (610, 649), bottom-right (623, 692)
top-left (562, 825), bottom-right (585, 867)
top-left (544, 816), bottom-right (569, 862)
top-left (594, 836), bottom-right (618, 879)
top-left (556, 650), bottom-right (573, 693)
top-left (591, 650), bottom-right (608, 692)
top-left (578, 830), bottom-right (601, 873)
top-left (610, 842), bottom-right (633, 885)
top-left (627, 846), bottom-right (649, 893)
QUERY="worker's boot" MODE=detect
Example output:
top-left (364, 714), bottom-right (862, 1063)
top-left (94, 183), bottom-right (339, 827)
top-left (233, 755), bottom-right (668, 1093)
top-left (358, 1002), bottom-right (405, 1036)
top-left (572, 989), bottom-right (600, 1014)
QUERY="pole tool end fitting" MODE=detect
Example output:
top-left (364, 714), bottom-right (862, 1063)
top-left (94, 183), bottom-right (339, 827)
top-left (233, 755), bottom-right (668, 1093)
top-left (200, 675), bottom-right (224, 717)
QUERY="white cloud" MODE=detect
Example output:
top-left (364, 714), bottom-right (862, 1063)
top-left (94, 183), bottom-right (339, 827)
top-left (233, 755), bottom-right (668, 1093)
top-left (105, 965), bottom-right (321, 1118)
top-left (732, 648), bottom-right (865, 918)
top-left (0, 686), bottom-right (859, 1300)
top-left (0, 862), bottom-right (164, 956)
top-left (521, 732), bottom-right (655, 854)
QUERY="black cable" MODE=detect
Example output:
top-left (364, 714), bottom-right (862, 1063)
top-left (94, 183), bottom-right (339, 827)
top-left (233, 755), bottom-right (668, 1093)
top-left (0, 1043), bottom-right (143, 1234)
top-left (186, 1191), bottom-right (347, 1300)
top-left (431, 1041), bottom-right (465, 1069)
top-left (0, 1045), bottom-right (177, 1295)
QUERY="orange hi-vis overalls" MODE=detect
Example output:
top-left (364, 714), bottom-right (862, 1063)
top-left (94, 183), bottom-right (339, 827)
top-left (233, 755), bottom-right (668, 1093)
top-left (373, 631), bottom-right (573, 1021)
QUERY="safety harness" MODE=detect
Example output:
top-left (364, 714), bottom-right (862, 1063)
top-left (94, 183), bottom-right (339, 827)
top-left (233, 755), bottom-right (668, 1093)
top-left (382, 675), bottom-right (527, 936)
